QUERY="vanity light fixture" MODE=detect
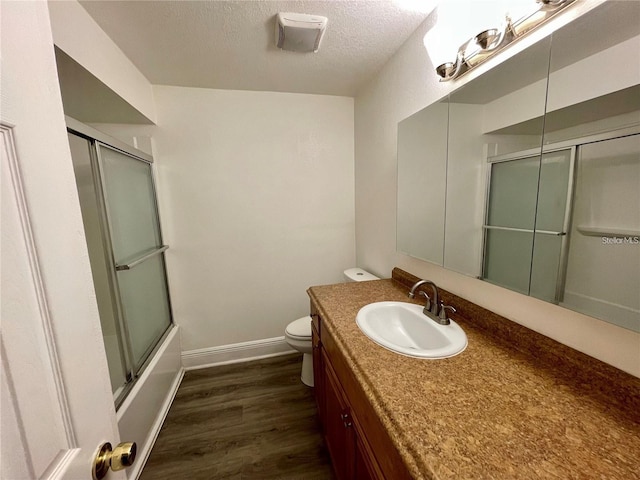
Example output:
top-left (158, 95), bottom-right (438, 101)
top-left (435, 0), bottom-right (574, 81)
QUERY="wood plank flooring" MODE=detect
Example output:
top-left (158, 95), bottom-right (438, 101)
top-left (140, 354), bottom-right (335, 479)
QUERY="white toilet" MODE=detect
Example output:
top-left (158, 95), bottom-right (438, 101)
top-left (285, 268), bottom-right (379, 387)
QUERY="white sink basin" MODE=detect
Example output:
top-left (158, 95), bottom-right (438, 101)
top-left (356, 302), bottom-right (467, 359)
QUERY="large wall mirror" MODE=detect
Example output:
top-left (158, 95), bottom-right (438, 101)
top-left (397, 1), bottom-right (640, 333)
top-left (397, 98), bottom-right (448, 265)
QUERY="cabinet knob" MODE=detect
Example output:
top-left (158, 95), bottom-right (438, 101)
top-left (340, 411), bottom-right (352, 428)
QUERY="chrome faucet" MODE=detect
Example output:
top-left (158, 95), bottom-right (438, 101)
top-left (408, 279), bottom-right (455, 325)
top-left (438, 304), bottom-right (456, 325)
top-left (408, 280), bottom-right (439, 316)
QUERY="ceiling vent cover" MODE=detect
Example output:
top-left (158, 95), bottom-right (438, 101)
top-left (275, 12), bottom-right (328, 53)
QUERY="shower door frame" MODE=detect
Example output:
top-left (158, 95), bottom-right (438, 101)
top-left (66, 117), bottom-right (174, 408)
top-left (480, 124), bottom-right (640, 303)
top-left (480, 146), bottom-right (577, 302)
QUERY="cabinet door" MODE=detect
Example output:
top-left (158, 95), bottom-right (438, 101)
top-left (312, 322), bottom-right (325, 425)
top-left (355, 438), bottom-right (376, 480)
top-left (323, 353), bottom-right (354, 480)
top-left (353, 424), bottom-right (385, 480)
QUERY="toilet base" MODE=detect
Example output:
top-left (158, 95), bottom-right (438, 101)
top-left (301, 352), bottom-right (314, 387)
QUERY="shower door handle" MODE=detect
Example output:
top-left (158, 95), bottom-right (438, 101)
top-left (115, 245), bottom-right (169, 271)
top-left (482, 225), bottom-right (566, 236)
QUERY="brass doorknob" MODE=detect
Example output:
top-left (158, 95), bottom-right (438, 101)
top-left (111, 442), bottom-right (136, 471)
top-left (93, 441), bottom-right (137, 479)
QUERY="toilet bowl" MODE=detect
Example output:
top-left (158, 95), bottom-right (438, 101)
top-left (285, 268), bottom-right (379, 387)
top-left (285, 316), bottom-right (314, 387)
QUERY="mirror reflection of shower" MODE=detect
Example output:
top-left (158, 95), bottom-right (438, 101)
top-left (482, 134), bottom-right (640, 333)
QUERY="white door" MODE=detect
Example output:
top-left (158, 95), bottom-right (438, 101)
top-left (1, 2), bottom-right (127, 479)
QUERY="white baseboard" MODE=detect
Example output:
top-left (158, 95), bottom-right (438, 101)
top-left (182, 336), bottom-right (296, 371)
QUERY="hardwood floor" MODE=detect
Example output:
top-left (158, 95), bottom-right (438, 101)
top-left (140, 354), bottom-right (335, 479)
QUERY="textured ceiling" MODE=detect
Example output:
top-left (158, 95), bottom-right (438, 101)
top-left (78, 0), bottom-right (435, 96)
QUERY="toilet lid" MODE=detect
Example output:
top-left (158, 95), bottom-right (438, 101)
top-left (286, 316), bottom-right (312, 339)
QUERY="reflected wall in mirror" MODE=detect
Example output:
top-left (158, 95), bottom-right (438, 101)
top-left (397, 98), bottom-right (448, 265)
top-left (397, 2), bottom-right (640, 333)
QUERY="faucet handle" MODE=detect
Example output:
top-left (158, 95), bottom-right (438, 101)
top-left (419, 291), bottom-right (432, 311)
top-left (438, 303), bottom-right (456, 323)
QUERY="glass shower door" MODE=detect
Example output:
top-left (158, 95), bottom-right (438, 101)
top-left (482, 148), bottom-right (574, 301)
top-left (97, 143), bottom-right (172, 371)
top-left (68, 133), bottom-right (128, 396)
top-left (529, 149), bottom-right (573, 302)
top-left (482, 155), bottom-right (540, 294)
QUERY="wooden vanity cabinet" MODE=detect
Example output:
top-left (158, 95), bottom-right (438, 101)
top-left (310, 301), bottom-right (409, 480)
top-left (323, 354), bottom-right (355, 479)
top-left (354, 432), bottom-right (383, 480)
top-left (311, 306), bottom-right (324, 422)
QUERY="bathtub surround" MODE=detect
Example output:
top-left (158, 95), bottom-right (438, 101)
top-left (116, 327), bottom-right (183, 480)
top-left (65, 119), bottom-right (184, 478)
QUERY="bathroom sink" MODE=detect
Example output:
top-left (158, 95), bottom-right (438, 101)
top-left (356, 302), bottom-right (467, 359)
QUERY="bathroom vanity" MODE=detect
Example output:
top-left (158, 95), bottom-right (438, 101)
top-left (311, 297), bottom-right (411, 480)
top-left (307, 269), bottom-right (640, 479)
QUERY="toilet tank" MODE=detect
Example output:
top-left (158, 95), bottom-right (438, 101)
top-left (343, 268), bottom-right (379, 282)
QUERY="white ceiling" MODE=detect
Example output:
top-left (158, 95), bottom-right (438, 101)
top-left (78, 0), bottom-right (435, 97)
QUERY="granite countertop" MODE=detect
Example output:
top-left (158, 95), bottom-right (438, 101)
top-left (307, 275), bottom-right (640, 480)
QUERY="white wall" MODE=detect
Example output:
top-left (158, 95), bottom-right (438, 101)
top-left (48, 0), bottom-right (157, 123)
top-left (354, 13), bottom-right (447, 277)
top-left (354, 5), bottom-right (640, 377)
top-left (149, 86), bottom-right (355, 352)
